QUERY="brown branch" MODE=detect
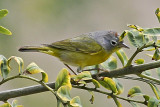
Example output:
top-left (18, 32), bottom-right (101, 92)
top-left (1, 60), bottom-right (160, 101)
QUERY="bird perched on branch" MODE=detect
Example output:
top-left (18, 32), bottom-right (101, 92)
top-left (19, 31), bottom-right (129, 74)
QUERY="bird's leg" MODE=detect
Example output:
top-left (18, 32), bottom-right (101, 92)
top-left (77, 67), bottom-right (83, 73)
top-left (64, 64), bottom-right (77, 75)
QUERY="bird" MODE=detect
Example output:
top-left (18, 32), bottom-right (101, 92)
top-left (19, 31), bottom-right (129, 74)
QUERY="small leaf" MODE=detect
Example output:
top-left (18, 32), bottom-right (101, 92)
top-left (127, 24), bottom-right (144, 32)
top-left (8, 56), bottom-right (24, 74)
top-left (88, 91), bottom-right (94, 104)
top-left (143, 95), bottom-right (150, 101)
top-left (143, 47), bottom-right (155, 51)
top-left (0, 26), bottom-right (12, 35)
top-left (155, 8), bottom-right (160, 23)
top-left (0, 103), bottom-right (11, 107)
top-left (0, 55), bottom-right (10, 79)
top-left (128, 86), bottom-right (143, 97)
top-left (57, 86), bottom-right (71, 102)
top-left (99, 77), bottom-right (118, 94)
top-left (148, 97), bottom-right (160, 107)
top-left (116, 49), bottom-right (128, 66)
top-left (101, 56), bottom-right (117, 70)
top-left (146, 53), bottom-right (160, 61)
top-left (112, 97), bottom-right (122, 107)
top-left (113, 78), bottom-right (124, 95)
top-left (55, 68), bottom-right (71, 91)
top-left (72, 71), bottom-right (92, 82)
top-left (92, 79), bottom-right (100, 88)
top-left (26, 62), bottom-right (48, 82)
top-left (70, 96), bottom-right (82, 107)
top-left (152, 49), bottom-right (160, 61)
top-left (134, 59), bottom-right (145, 65)
top-left (119, 31), bottom-right (127, 41)
top-left (149, 83), bottom-right (160, 100)
top-left (0, 9), bottom-right (8, 19)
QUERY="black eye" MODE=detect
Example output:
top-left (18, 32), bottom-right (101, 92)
top-left (111, 40), bottom-right (117, 46)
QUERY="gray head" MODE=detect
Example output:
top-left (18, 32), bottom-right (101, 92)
top-left (89, 31), bottom-right (129, 53)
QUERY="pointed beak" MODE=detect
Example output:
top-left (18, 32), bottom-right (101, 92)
top-left (120, 42), bottom-right (130, 49)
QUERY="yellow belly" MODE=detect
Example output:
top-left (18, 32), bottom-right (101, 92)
top-left (50, 48), bottom-right (111, 68)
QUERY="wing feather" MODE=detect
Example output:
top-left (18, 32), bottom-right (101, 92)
top-left (46, 35), bottom-right (102, 54)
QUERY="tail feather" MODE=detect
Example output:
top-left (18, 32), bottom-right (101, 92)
top-left (18, 46), bottom-right (45, 52)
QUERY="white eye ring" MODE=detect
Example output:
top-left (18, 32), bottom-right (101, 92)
top-left (111, 40), bottom-right (117, 46)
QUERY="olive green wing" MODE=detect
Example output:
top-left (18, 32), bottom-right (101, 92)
top-left (47, 35), bottom-right (103, 54)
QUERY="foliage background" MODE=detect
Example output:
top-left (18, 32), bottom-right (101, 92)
top-left (0, 0), bottom-right (160, 106)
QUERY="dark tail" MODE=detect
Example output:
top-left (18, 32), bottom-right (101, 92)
top-left (19, 46), bottom-right (45, 52)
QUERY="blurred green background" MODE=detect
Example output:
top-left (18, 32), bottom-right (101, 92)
top-left (0, 0), bottom-right (160, 106)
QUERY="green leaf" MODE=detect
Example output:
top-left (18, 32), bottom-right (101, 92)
top-left (149, 83), bottom-right (160, 100)
top-left (101, 56), bottom-right (117, 70)
top-left (127, 24), bottom-right (144, 32)
top-left (112, 97), bottom-right (122, 107)
top-left (116, 49), bottom-right (128, 66)
top-left (0, 9), bottom-right (8, 19)
top-left (57, 86), bottom-right (71, 102)
top-left (55, 68), bottom-right (71, 91)
top-left (113, 78), bottom-right (124, 95)
top-left (152, 49), bottom-right (160, 61)
top-left (146, 49), bottom-right (160, 61)
top-left (99, 77), bottom-right (118, 94)
top-left (70, 96), bottom-right (82, 107)
top-left (0, 55), bottom-right (10, 79)
top-left (92, 79), bottom-right (100, 88)
top-left (148, 97), bottom-right (160, 107)
top-left (0, 103), bottom-right (11, 107)
top-left (119, 31), bottom-right (127, 41)
top-left (0, 26), bottom-right (12, 35)
top-left (143, 95), bottom-right (150, 102)
top-left (26, 62), bottom-right (48, 82)
top-left (126, 29), bottom-right (148, 47)
top-left (155, 8), bottom-right (160, 23)
top-left (142, 28), bottom-right (160, 36)
top-left (128, 86), bottom-right (143, 97)
top-left (72, 71), bottom-right (92, 82)
top-left (88, 91), bottom-right (94, 104)
top-left (8, 56), bottom-right (24, 74)
top-left (134, 59), bottom-right (145, 65)
top-left (130, 102), bottom-right (140, 107)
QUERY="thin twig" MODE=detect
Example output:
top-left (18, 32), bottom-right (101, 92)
top-left (72, 85), bottom-right (146, 105)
